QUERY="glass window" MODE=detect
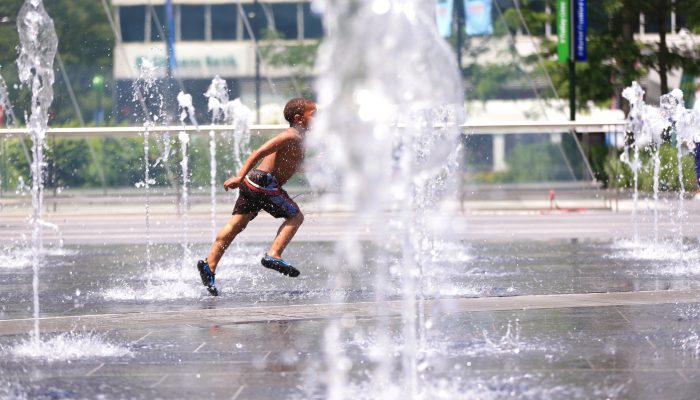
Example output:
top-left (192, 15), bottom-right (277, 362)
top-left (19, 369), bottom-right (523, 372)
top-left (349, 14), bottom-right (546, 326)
top-left (181, 5), bottom-right (205, 41)
top-left (241, 3), bottom-right (267, 40)
top-left (150, 5), bottom-right (166, 41)
top-left (643, 13), bottom-right (673, 34)
top-left (212, 4), bottom-right (237, 40)
top-left (270, 3), bottom-right (298, 39)
top-left (303, 3), bottom-right (323, 39)
top-left (119, 6), bottom-right (145, 42)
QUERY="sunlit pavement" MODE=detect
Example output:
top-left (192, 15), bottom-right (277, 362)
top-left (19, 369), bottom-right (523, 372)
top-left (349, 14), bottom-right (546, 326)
top-left (1, 193), bottom-right (700, 398)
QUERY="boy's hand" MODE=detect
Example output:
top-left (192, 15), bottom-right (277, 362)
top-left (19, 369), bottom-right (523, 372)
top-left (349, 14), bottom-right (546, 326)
top-left (223, 176), bottom-right (242, 191)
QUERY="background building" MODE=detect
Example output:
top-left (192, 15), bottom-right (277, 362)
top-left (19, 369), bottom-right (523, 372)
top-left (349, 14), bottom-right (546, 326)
top-left (112, 0), bottom-right (323, 123)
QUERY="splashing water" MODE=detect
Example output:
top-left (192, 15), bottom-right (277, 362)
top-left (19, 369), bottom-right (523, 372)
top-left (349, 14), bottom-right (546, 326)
top-left (309, 1), bottom-right (464, 397)
top-left (659, 90), bottom-right (686, 253)
top-left (621, 82), bottom-right (700, 249)
top-left (133, 58), bottom-right (164, 274)
top-left (205, 75), bottom-right (229, 123)
top-left (227, 98), bottom-right (252, 171)
top-left (205, 76), bottom-right (228, 240)
top-left (205, 77), bottom-right (252, 244)
top-left (621, 82), bottom-right (645, 241)
top-left (103, 279), bottom-right (201, 301)
top-left (9, 332), bottom-right (132, 361)
top-left (0, 71), bottom-right (17, 127)
top-left (177, 91), bottom-right (198, 275)
top-left (16, 0), bottom-right (58, 344)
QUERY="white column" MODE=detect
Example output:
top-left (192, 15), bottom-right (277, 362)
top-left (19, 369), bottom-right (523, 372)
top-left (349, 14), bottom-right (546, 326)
top-left (175, 5), bottom-right (181, 41)
top-left (205, 5), bottom-right (212, 41)
top-left (671, 10), bottom-right (676, 33)
top-left (145, 7), bottom-right (151, 42)
top-left (297, 3), bottom-right (304, 39)
top-left (545, 1), bottom-right (552, 37)
top-left (493, 134), bottom-right (507, 172)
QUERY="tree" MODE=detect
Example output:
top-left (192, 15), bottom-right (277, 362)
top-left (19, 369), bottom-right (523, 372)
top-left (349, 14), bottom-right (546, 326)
top-left (632, 0), bottom-right (700, 95)
top-left (502, 0), bottom-right (700, 109)
top-left (0, 0), bottom-right (113, 125)
top-left (260, 29), bottom-right (320, 99)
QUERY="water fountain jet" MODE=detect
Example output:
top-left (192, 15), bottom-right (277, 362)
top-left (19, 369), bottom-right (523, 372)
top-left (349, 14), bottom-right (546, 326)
top-left (16, 0), bottom-right (58, 344)
top-left (309, 1), bottom-right (465, 397)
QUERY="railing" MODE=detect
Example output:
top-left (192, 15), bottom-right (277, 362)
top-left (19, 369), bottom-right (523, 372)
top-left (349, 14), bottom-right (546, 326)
top-left (0, 121), bottom-right (627, 137)
top-left (0, 121), bottom-right (628, 209)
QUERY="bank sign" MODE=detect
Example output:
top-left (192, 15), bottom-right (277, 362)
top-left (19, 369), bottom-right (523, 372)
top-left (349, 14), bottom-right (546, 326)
top-left (557, 0), bottom-right (587, 64)
top-left (114, 42), bottom-right (261, 80)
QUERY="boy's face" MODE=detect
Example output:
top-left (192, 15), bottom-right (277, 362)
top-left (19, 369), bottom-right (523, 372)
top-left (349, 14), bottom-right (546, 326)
top-left (300, 102), bottom-right (316, 129)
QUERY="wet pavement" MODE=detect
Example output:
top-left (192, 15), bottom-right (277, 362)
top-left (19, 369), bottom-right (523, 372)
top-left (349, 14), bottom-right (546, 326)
top-left (0, 237), bottom-right (699, 399)
top-left (1, 301), bottom-right (699, 399)
top-left (2, 240), bottom-right (700, 319)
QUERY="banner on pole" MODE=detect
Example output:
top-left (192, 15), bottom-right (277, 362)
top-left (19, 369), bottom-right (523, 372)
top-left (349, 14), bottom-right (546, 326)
top-left (574, 0), bottom-right (587, 61)
top-left (557, 0), bottom-right (570, 64)
top-left (436, 0), bottom-right (454, 38)
top-left (464, 0), bottom-right (493, 36)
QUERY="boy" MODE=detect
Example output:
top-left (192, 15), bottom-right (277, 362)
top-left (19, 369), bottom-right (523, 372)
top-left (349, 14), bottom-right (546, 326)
top-left (196, 98), bottom-right (315, 296)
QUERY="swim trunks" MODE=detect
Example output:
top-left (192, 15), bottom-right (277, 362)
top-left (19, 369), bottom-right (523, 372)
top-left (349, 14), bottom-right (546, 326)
top-left (232, 169), bottom-right (300, 219)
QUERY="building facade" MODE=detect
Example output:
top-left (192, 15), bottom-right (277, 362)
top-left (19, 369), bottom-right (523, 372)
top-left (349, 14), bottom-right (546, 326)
top-left (112, 0), bottom-right (323, 123)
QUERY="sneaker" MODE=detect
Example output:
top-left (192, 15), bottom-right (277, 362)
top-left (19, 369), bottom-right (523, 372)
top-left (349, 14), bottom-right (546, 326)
top-left (197, 260), bottom-right (219, 296)
top-left (261, 254), bottom-right (300, 277)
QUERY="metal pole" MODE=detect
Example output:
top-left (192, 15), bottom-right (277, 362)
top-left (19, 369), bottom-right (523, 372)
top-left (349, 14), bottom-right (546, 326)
top-left (569, 0), bottom-right (576, 121)
top-left (255, 47), bottom-right (261, 124)
top-left (569, 59), bottom-right (575, 121)
top-left (1, 137), bottom-right (4, 197)
top-left (455, 0), bottom-right (465, 71)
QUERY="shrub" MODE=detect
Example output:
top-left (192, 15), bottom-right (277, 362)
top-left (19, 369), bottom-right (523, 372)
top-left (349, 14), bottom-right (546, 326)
top-left (605, 143), bottom-right (698, 193)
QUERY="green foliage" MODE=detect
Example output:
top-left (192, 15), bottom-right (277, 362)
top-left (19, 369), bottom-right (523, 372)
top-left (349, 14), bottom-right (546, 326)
top-left (498, 0), bottom-right (550, 36)
top-left (468, 134), bottom-right (607, 184)
top-left (45, 138), bottom-right (92, 188)
top-left (0, 130), bottom-right (266, 191)
top-left (260, 29), bottom-right (320, 99)
top-left (464, 63), bottom-right (526, 102)
top-left (494, 0), bottom-right (700, 107)
top-left (605, 144), bottom-right (698, 192)
top-left (502, 141), bottom-right (574, 182)
top-left (0, 138), bottom-right (30, 190)
top-left (587, 143), bottom-right (610, 183)
top-left (0, 0), bottom-right (114, 126)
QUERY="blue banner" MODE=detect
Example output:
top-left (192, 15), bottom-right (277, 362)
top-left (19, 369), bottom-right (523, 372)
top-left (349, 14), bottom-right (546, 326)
top-left (436, 0), bottom-right (454, 38)
top-left (465, 0), bottom-right (493, 36)
top-left (574, 0), bottom-right (586, 61)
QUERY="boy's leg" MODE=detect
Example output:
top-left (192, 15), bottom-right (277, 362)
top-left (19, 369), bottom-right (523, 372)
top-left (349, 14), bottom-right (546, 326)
top-left (267, 212), bottom-right (304, 259)
top-left (207, 213), bottom-right (256, 273)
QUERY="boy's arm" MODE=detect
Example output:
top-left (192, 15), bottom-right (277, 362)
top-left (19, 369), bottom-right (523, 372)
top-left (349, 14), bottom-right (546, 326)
top-left (223, 130), bottom-right (295, 191)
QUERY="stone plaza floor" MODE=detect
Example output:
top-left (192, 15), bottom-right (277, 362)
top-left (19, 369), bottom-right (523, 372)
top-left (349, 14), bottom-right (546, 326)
top-left (1, 194), bottom-right (700, 399)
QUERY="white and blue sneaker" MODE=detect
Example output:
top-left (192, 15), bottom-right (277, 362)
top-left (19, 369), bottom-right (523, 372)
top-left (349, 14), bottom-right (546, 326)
top-left (197, 260), bottom-right (219, 296)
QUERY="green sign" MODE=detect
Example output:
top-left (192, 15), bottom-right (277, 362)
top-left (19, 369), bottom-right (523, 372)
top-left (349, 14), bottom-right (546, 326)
top-left (557, 0), bottom-right (570, 64)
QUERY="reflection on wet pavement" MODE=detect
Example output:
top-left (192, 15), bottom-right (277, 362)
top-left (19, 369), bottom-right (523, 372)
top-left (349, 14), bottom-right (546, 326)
top-left (1, 240), bottom-right (699, 399)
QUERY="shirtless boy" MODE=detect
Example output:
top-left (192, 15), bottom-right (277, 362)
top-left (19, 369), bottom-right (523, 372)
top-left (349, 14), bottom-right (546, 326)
top-left (196, 98), bottom-right (315, 296)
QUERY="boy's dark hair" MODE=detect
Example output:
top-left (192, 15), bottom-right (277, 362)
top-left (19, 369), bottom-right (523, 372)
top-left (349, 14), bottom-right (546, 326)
top-left (284, 98), bottom-right (311, 125)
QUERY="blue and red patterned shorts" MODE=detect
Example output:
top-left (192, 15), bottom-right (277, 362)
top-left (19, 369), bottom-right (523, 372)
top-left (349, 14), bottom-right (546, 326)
top-left (233, 169), bottom-right (300, 219)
